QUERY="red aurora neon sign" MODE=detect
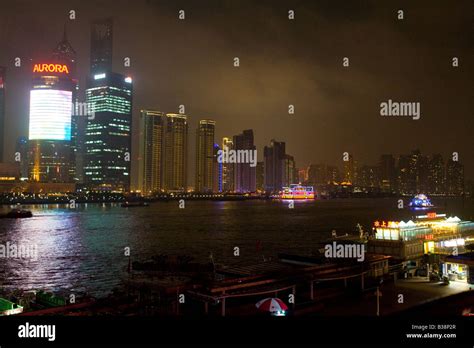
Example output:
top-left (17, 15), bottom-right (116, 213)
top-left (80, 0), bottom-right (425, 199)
top-left (33, 63), bottom-right (70, 74)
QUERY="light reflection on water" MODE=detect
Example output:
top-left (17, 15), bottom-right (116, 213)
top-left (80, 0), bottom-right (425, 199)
top-left (0, 198), bottom-right (472, 298)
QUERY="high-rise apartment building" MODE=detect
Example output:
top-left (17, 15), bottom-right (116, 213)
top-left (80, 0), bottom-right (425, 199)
top-left (213, 143), bottom-right (222, 193)
top-left (283, 154), bottom-right (296, 187)
top-left (343, 154), bottom-right (357, 184)
top-left (427, 154), bottom-right (445, 195)
top-left (164, 113), bottom-right (188, 192)
top-left (446, 159), bottom-right (464, 196)
top-left (233, 130), bottom-right (256, 193)
top-left (379, 154), bottom-right (396, 193)
top-left (0, 66), bottom-right (5, 163)
top-left (90, 18), bottom-right (113, 74)
top-left (263, 139), bottom-right (286, 192)
top-left (221, 137), bottom-right (234, 192)
top-left (138, 110), bottom-right (165, 195)
top-left (84, 72), bottom-right (132, 191)
top-left (195, 119), bottom-right (215, 193)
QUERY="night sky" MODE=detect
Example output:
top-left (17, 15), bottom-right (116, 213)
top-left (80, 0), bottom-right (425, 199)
top-left (0, 0), bottom-right (473, 186)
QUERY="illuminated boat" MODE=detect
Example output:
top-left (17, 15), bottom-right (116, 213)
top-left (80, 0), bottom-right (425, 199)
top-left (280, 184), bottom-right (315, 199)
top-left (409, 194), bottom-right (433, 208)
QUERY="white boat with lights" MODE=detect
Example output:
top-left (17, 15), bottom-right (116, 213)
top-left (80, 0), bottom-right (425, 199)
top-left (409, 194), bottom-right (433, 208)
top-left (279, 184), bottom-right (315, 200)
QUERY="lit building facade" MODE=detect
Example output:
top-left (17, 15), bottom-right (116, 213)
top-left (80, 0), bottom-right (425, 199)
top-left (16, 137), bottom-right (29, 179)
top-left (0, 66), bottom-right (5, 163)
top-left (343, 154), bottom-right (357, 185)
top-left (326, 166), bottom-right (341, 184)
top-left (233, 130), bottom-right (256, 193)
top-left (358, 165), bottom-right (380, 189)
top-left (213, 143), bottom-right (222, 193)
top-left (195, 119), bottom-right (215, 193)
top-left (138, 110), bottom-right (165, 195)
top-left (221, 137), bottom-right (234, 192)
top-left (90, 18), bottom-right (113, 74)
top-left (84, 72), bottom-right (132, 191)
top-left (256, 161), bottom-right (264, 192)
top-left (51, 28), bottom-right (80, 182)
top-left (308, 164), bottom-right (327, 186)
top-left (264, 139), bottom-right (286, 192)
top-left (297, 167), bottom-right (308, 185)
top-left (379, 154), bottom-right (396, 193)
top-left (28, 61), bottom-right (75, 183)
top-left (446, 159), bottom-right (464, 196)
top-left (427, 154), bottom-right (445, 195)
top-left (398, 150), bottom-right (429, 195)
top-left (283, 154), bottom-right (296, 187)
top-left (0, 162), bottom-right (19, 183)
top-left (164, 113), bottom-right (188, 192)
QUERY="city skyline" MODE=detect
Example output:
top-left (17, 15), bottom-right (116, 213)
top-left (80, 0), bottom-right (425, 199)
top-left (0, 2), bottom-right (473, 341)
top-left (0, 0), bottom-right (472, 189)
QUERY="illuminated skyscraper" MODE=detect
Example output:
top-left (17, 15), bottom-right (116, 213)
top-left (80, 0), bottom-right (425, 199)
top-left (297, 167), bottom-right (308, 184)
top-left (327, 165), bottom-right (340, 183)
top-left (308, 164), bottom-right (327, 186)
top-left (53, 25), bottom-right (77, 64)
top-left (0, 66), bottom-right (5, 163)
top-left (233, 130), bottom-right (256, 193)
top-left (264, 139), bottom-right (286, 192)
top-left (411, 150), bottom-right (429, 193)
top-left (256, 161), bottom-right (264, 191)
top-left (379, 154), bottom-right (396, 193)
top-left (91, 18), bottom-right (113, 74)
top-left (446, 159), bottom-right (464, 196)
top-left (52, 26), bottom-right (80, 181)
top-left (195, 119), bottom-right (215, 193)
top-left (343, 154), bottom-right (357, 184)
top-left (398, 150), bottom-right (428, 194)
top-left (16, 137), bottom-right (29, 179)
top-left (138, 110), bottom-right (165, 195)
top-left (428, 154), bottom-right (445, 194)
top-left (358, 165), bottom-right (380, 189)
top-left (213, 143), bottom-right (222, 193)
top-left (164, 113), bottom-right (188, 192)
top-left (24, 27), bottom-right (78, 183)
top-left (222, 137), bottom-right (234, 192)
top-left (28, 61), bottom-right (75, 182)
top-left (84, 72), bottom-right (132, 191)
top-left (397, 155), bottom-right (411, 194)
top-left (283, 154), bottom-right (296, 187)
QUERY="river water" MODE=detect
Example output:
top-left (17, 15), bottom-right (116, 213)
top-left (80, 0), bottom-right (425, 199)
top-left (0, 198), bottom-right (472, 298)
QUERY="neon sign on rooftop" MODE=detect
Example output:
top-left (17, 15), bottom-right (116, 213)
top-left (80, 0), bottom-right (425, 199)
top-left (33, 63), bottom-right (69, 74)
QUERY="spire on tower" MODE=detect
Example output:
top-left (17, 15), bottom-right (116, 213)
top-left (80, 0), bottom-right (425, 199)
top-left (52, 23), bottom-right (76, 63)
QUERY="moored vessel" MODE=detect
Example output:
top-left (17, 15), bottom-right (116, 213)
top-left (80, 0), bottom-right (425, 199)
top-left (279, 184), bottom-right (315, 199)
